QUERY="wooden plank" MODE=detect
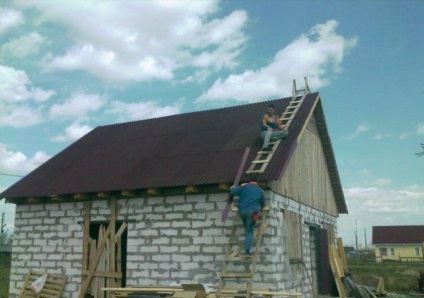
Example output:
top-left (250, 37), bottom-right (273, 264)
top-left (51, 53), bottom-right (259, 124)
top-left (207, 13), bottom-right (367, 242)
top-left (19, 271), bottom-right (32, 298)
top-left (113, 223), bottom-right (127, 243)
top-left (101, 287), bottom-right (184, 292)
top-left (116, 236), bottom-right (122, 286)
top-left (79, 222), bottom-right (113, 298)
top-left (82, 270), bottom-right (122, 278)
top-left (109, 198), bottom-right (117, 292)
top-left (337, 238), bottom-right (348, 273)
top-left (221, 147), bottom-right (250, 223)
top-left (172, 291), bottom-right (198, 298)
top-left (328, 245), bottom-right (346, 298)
top-left (251, 290), bottom-right (302, 297)
top-left (89, 238), bottom-right (96, 296)
top-left (82, 202), bottom-right (91, 284)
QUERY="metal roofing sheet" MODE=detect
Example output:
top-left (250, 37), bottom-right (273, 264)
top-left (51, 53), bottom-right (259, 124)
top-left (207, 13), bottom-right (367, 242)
top-left (372, 226), bottom-right (424, 244)
top-left (1, 92), bottom-right (347, 213)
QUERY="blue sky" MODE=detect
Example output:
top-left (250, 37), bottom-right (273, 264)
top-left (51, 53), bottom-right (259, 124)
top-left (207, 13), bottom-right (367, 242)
top-left (0, 0), bottom-right (423, 247)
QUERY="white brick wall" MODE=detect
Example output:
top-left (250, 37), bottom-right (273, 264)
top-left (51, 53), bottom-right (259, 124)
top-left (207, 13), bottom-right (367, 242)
top-left (9, 191), bottom-right (337, 298)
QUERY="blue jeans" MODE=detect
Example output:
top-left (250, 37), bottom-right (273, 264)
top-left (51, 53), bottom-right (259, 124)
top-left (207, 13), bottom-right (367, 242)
top-left (260, 129), bottom-right (288, 148)
top-left (238, 209), bottom-right (255, 252)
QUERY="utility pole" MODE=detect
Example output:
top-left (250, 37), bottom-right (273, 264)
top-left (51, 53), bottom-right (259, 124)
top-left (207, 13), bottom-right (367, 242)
top-left (0, 212), bottom-right (4, 237)
top-left (364, 228), bottom-right (367, 249)
top-left (355, 220), bottom-right (358, 251)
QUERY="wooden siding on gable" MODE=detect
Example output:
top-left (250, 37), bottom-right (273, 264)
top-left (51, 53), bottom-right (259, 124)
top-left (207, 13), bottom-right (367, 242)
top-left (270, 115), bottom-right (338, 216)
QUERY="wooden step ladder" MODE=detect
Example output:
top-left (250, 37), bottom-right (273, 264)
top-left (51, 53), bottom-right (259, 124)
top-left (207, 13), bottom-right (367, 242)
top-left (246, 78), bottom-right (310, 175)
top-left (216, 206), bottom-right (270, 298)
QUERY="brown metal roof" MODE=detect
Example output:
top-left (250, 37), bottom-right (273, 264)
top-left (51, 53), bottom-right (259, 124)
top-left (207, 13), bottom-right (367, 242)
top-left (372, 225), bottom-right (424, 244)
top-left (1, 92), bottom-right (347, 213)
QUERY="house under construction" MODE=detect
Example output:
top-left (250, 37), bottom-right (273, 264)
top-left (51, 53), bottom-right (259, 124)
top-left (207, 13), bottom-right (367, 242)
top-left (1, 80), bottom-right (347, 298)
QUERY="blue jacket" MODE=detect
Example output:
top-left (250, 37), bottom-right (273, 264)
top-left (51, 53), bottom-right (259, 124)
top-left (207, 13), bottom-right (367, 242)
top-left (230, 182), bottom-right (265, 211)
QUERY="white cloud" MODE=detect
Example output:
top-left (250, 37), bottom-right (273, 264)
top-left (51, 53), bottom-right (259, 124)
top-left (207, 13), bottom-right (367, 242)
top-left (197, 19), bottom-right (358, 103)
top-left (189, 10), bottom-right (248, 70)
top-left (0, 65), bottom-right (56, 102)
top-left (16, 0), bottom-right (247, 82)
top-left (0, 143), bottom-right (50, 175)
top-left (344, 186), bottom-right (424, 215)
top-left (338, 185), bottom-right (424, 246)
top-left (344, 121), bottom-right (370, 140)
top-left (0, 32), bottom-right (46, 58)
top-left (107, 100), bottom-right (181, 121)
top-left (0, 65), bottom-right (55, 127)
top-left (51, 121), bottom-right (92, 142)
top-left (0, 105), bottom-right (42, 127)
top-left (0, 65), bottom-right (33, 102)
top-left (49, 92), bottom-right (105, 120)
top-left (416, 123), bottom-right (424, 135)
top-left (0, 8), bottom-right (24, 35)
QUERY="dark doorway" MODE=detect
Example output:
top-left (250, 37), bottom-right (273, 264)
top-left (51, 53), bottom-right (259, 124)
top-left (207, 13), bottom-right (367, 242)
top-left (309, 225), bottom-right (331, 295)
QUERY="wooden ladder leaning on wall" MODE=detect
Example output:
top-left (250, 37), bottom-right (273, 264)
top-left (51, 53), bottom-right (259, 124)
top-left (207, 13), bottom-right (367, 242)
top-left (216, 206), bottom-right (270, 298)
top-left (216, 207), bottom-right (302, 298)
top-left (246, 78), bottom-right (310, 175)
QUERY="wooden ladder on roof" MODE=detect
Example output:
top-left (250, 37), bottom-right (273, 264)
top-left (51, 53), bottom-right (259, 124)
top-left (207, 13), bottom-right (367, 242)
top-left (246, 78), bottom-right (310, 175)
top-left (216, 206), bottom-right (270, 298)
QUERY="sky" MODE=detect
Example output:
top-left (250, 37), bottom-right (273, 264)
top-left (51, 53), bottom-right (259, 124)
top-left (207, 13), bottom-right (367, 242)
top-left (0, 0), bottom-right (423, 247)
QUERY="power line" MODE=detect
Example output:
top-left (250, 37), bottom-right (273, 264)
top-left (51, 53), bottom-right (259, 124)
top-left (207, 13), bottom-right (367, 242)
top-left (0, 172), bottom-right (24, 178)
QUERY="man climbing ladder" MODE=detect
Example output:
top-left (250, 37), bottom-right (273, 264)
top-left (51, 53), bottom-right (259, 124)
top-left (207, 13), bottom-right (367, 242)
top-left (230, 173), bottom-right (265, 256)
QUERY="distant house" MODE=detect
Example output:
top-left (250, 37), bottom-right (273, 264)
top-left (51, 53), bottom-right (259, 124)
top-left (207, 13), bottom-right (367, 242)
top-left (372, 225), bottom-right (424, 262)
top-left (1, 91), bottom-right (347, 298)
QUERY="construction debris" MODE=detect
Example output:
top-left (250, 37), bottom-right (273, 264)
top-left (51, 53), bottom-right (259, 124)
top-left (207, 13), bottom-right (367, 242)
top-left (329, 238), bottom-right (387, 298)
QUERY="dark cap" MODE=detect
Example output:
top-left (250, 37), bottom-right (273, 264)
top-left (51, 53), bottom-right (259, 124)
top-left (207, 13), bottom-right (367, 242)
top-left (248, 173), bottom-right (259, 181)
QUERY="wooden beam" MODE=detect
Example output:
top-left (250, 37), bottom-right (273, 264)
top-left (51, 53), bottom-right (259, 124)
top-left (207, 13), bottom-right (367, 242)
top-left (81, 202), bottom-right (91, 284)
top-left (74, 193), bottom-right (91, 200)
top-left (147, 188), bottom-right (160, 196)
top-left (51, 195), bottom-right (65, 202)
top-left (97, 192), bottom-right (111, 199)
top-left (337, 238), bottom-right (348, 273)
top-left (185, 185), bottom-right (199, 194)
top-left (121, 190), bottom-right (138, 197)
top-left (218, 183), bottom-right (229, 190)
top-left (81, 270), bottom-right (122, 278)
top-left (27, 197), bottom-right (39, 203)
top-left (109, 198), bottom-right (117, 289)
top-left (113, 222), bottom-right (127, 244)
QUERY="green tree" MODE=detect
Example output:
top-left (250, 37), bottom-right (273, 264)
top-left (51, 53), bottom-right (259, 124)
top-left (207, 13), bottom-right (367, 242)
top-left (0, 229), bottom-right (13, 245)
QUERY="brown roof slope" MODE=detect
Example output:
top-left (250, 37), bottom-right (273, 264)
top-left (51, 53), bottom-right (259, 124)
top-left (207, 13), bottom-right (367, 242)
top-left (372, 225), bottom-right (424, 244)
top-left (1, 92), bottom-right (346, 212)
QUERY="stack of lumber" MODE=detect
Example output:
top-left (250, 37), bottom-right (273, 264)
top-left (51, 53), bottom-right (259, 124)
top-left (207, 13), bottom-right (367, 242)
top-left (102, 284), bottom-right (211, 298)
top-left (102, 285), bottom-right (302, 298)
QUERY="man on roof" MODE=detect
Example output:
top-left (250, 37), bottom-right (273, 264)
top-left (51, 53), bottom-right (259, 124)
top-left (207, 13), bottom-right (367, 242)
top-left (260, 104), bottom-right (288, 151)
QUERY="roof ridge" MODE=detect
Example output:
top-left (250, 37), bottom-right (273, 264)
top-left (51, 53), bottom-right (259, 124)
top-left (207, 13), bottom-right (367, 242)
top-left (99, 95), bottom-right (295, 128)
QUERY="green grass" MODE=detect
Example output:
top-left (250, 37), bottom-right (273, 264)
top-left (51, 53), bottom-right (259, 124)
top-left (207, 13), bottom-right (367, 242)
top-left (347, 259), bottom-right (424, 294)
top-left (0, 253), bottom-right (11, 298)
